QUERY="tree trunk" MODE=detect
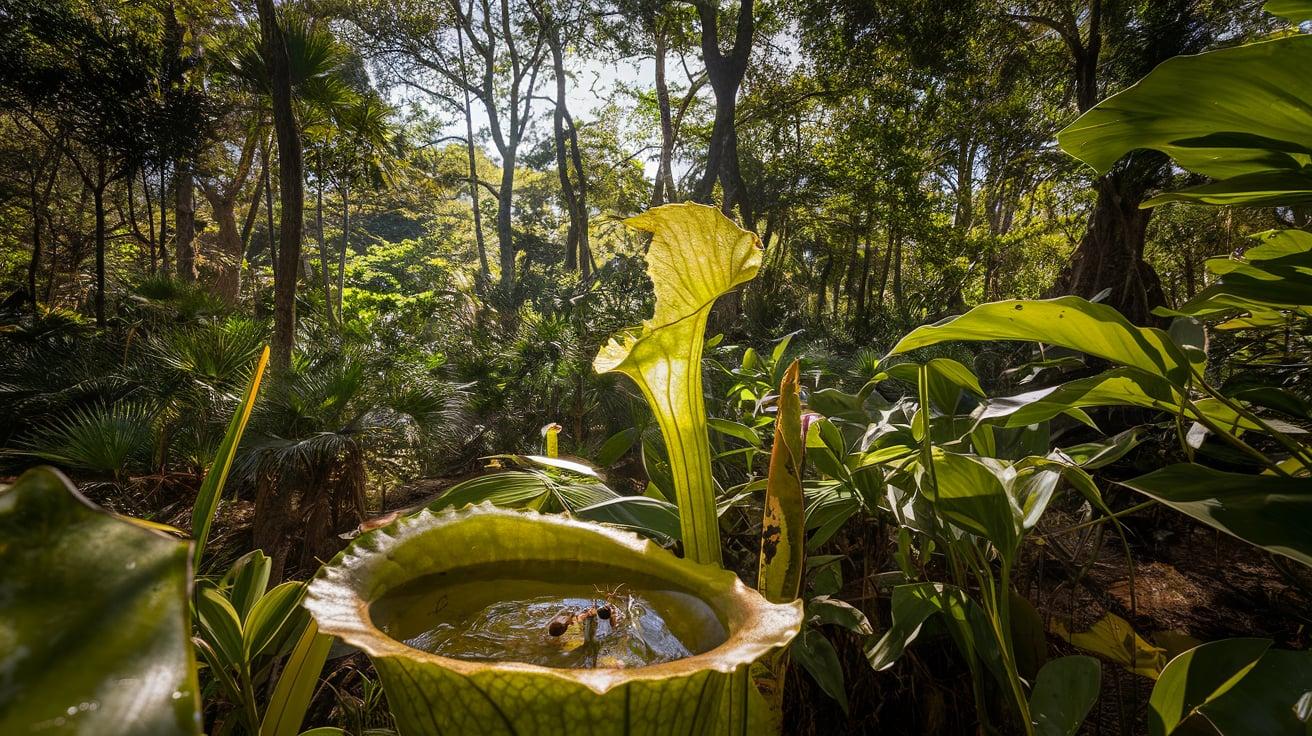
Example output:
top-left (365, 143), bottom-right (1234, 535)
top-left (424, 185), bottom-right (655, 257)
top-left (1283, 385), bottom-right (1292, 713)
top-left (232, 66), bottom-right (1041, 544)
top-left (202, 189), bottom-right (243, 303)
top-left (254, 0), bottom-right (304, 371)
top-left (175, 164), bottom-right (196, 281)
top-left (815, 254), bottom-right (831, 322)
top-left (262, 142), bottom-right (278, 271)
top-left (856, 234), bottom-right (873, 322)
top-left (337, 184), bottom-right (349, 323)
top-left (1049, 153), bottom-right (1168, 326)
top-left (456, 26), bottom-right (489, 281)
top-left (158, 165), bottom-right (170, 274)
top-left (651, 24), bottom-right (676, 208)
top-left (691, 0), bottom-right (754, 228)
top-left (28, 183), bottom-right (42, 312)
top-left (876, 225), bottom-right (894, 307)
top-left (892, 233), bottom-right (904, 319)
top-left (496, 144), bottom-right (517, 293)
top-left (140, 168), bottom-right (157, 274)
top-left (317, 163), bottom-right (333, 321)
top-left (549, 20), bottom-right (580, 272)
top-left (93, 165), bottom-right (106, 326)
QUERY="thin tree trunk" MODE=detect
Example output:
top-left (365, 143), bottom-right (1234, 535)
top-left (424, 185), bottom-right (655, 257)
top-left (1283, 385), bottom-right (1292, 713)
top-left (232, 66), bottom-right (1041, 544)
top-left (262, 142), bottom-right (277, 271)
top-left (140, 167), bottom-right (157, 274)
top-left (892, 233), bottom-right (904, 319)
top-left (256, 0), bottom-right (305, 371)
top-left (651, 23), bottom-right (675, 208)
top-left (549, 19), bottom-right (580, 272)
top-left (337, 184), bottom-right (349, 323)
top-left (456, 27), bottom-right (490, 281)
top-left (240, 162), bottom-right (263, 257)
top-left (158, 164), bottom-right (170, 275)
top-left (93, 163), bottom-right (107, 326)
top-left (317, 157), bottom-right (333, 321)
top-left (175, 164), bottom-right (196, 281)
top-left (28, 182), bottom-right (42, 312)
top-left (563, 108), bottom-right (590, 278)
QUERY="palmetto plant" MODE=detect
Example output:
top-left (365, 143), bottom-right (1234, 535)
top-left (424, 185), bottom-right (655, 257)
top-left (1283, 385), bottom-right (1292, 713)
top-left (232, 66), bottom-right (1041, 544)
top-left (240, 349), bottom-right (465, 578)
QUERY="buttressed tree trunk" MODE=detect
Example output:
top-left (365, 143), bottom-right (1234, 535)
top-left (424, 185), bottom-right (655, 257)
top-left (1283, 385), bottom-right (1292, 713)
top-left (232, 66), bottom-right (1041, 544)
top-left (691, 0), bottom-right (755, 229)
top-left (256, 0), bottom-right (304, 371)
top-left (1051, 152), bottom-right (1169, 325)
top-left (1021, 0), bottom-right (1168, 325)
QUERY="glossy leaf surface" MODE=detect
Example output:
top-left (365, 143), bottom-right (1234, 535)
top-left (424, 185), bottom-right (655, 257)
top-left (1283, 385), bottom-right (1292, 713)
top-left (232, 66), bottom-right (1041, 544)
top-left (0, 467), bottom-right (201, 735)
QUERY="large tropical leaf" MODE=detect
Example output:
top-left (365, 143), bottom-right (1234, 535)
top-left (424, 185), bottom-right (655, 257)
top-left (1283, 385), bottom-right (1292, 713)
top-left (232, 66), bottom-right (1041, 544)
top-left (1058, 35), bottom-right (1312, 186)
top-left (304, 504), bottom-right (802, 736)
top-left (1265, 0), bottom-right (1312, 24)
top-left (1148, 638), bottom-right (1272, 736)
top-left (1030, 656), bottom-right (1101, 736)
top-left (924, 449), bottom-right (1021, 555)
top-left (885, 297), bottom-right (1193, 386)
top-left (1119, 464), bottom-right (1312, 567)
top-left (0, 467), bottom-right (201, 735)
top-left (594, 203), bottom-right (762, 566)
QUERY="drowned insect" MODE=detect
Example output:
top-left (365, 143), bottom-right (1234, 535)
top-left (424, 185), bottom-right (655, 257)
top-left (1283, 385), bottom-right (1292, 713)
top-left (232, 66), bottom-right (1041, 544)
top-left (545, 585), bottom-right (632, 638)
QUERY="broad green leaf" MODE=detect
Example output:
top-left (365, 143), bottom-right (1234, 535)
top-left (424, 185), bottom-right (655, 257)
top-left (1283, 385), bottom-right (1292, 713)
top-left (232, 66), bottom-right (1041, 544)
top-left (792, 629), bottom-right (848, 713)
top-left (807, 596), bottom-right (873, 635)
top-left (1030, 656), bottom-right (1101, 736)
top-left (923, 449), bottom-right (1021, 555)
top-left (305, 504), bottom-right (802, 736)
top-left (0, 467), bottom-right (201, 735)
top-left (866, 582), bottom-right (971, 671)
top-left (260, 621), bottom-right (333, 736)
top-left (193, 345), bottom-right (269, 568)
top-left (1120, 465), bottom-right (1312, 568)
top-left (886, 297), bottom-right (1192, 386)
top-left (1010, 591), bottom-right (1049, 679)
top-left (1059, 429), bottom-right (1143, 470)
top-left (878, 358), bottom-right (985, 414)
top-left (573, 494), bottom-right (681, 544)
top-left (709, 417), bottom-right (764, 447)
top-left (1059, 35), bottom-right (1312, 182)
top-left (595, 427), bottom-right (640, 467)
top-left (1144, 170), bottom-right (1312, 208)
top-left (594, 203), bottom-right (762, 566)
top-left (758, 361), bottom-right (805, 604)
top-left (1266, 0), bottom-right (1312, 23)
top-left (1193, 648), bottom-right (1312, 735)
top-left (1149, 638), bottom-right (1272, 736)
top-left (1051, 613), bottom-right (1166, 679)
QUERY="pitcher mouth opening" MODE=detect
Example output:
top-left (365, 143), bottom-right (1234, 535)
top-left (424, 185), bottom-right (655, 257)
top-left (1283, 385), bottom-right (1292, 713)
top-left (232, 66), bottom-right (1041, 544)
top-left (304, 503), bottom-right (803, 695)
